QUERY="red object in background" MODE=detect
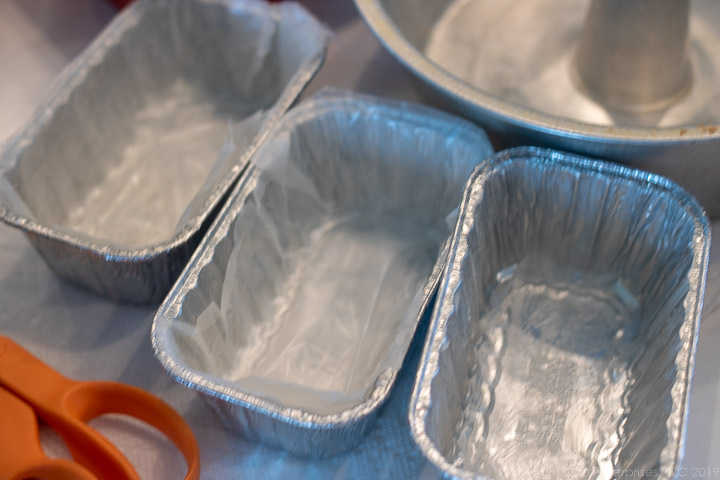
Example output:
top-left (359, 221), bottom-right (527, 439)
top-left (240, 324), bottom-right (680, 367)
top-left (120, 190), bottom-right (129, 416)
top-left (109, 0), bottom-right (132, 8)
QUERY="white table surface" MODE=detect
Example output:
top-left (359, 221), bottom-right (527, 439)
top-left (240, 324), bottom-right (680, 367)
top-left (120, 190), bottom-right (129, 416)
top-left (1, 1), bottom-right (718, 478)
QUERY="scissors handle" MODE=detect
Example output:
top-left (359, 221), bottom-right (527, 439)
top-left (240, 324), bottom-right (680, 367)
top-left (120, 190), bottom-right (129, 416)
top-left (0, 385), bottom-right (96, 480)
top-left (10, 461), bottom-right (96, 480)
top-left (63, 381), bottom-right (201, 480)
top-left (0, 336), bottom-right (76, 403)
top-left (0, 337), bottom-right (200, 480)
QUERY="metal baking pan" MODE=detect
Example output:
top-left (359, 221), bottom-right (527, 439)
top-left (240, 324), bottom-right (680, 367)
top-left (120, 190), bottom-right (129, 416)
top-left (355, 0), bottom-right (720, 218)
top-left (410, 147), bottom-right (710, 479)
top-left (151, 90), bottom-right (493, 457)
top-left (0, 0), bottom-right (328, 303)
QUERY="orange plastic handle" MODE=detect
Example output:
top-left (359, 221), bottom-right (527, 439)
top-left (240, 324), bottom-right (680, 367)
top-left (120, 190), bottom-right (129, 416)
top-left (0, 337), bottom-right (200, 480)
top-left (0, 386), bottom-right (96, 480)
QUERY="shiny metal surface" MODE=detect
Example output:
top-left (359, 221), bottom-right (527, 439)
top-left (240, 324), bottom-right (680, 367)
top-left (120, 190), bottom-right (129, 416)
top-left (410, 148), bottom-right (710, 479)
top-left (0, 0), bottom-right (328, 303)
top-left (354, 0), bottom-right (720, 216)
top-left (574, 0), bottom-right (692, 116)
top-left (152, 91), bottom-right (493, 457)
top-left (3, 1), bottom-right (720, 477)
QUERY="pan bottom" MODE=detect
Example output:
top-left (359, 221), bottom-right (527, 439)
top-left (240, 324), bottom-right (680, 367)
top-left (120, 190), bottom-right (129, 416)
top-left (453, 255), bottom-right (638, 479)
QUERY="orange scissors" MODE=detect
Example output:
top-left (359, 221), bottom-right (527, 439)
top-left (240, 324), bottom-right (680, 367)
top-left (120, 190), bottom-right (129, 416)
top-left (0, 336), bottom-right (200, 480)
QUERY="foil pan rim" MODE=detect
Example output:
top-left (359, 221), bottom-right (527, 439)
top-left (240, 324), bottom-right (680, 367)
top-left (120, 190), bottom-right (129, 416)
top-left (408, 146), bottom-right (711, 480)
top-left (352, 0), bottom-right (720, 142)
top-left (152, 93), bottom-right (489, 427)
top-left (0, 0), bottom-right (329, 261)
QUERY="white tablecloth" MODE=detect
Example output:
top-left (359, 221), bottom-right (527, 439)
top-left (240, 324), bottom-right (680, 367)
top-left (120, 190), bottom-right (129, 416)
top-left (1, 1), bottom-right (718, 478)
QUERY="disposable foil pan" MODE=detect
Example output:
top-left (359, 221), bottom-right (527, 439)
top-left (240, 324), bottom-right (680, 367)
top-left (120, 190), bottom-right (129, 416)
top-left (0, 0), bottom-right (328, 303)
top-left (410, 147), bottom-right (710, 479)
top-left (151, 91), bottom-right (493, 456)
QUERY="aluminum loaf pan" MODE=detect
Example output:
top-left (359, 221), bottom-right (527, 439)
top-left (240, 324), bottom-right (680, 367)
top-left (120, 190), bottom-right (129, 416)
top-left (410, 147), bottom-right (710, 479)
top-left (0, 0), bottom-right (329, 303)
top-left (152, 91), bottom-right (493, 457)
